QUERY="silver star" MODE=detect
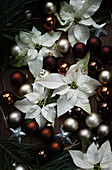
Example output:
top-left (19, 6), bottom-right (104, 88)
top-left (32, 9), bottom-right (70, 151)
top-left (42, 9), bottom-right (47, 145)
top-left (9, 126), bottom-right (26, 143)
top-left (90, 23), bottom-right (108, 37)
top-left (55, 126), bottom-right (72, 145)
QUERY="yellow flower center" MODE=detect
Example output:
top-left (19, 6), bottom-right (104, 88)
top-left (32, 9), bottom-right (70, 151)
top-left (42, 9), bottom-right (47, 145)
top-left (70, 82), bottom-right (77, 89)
top-left (35, 43), bottom-right (42, 52)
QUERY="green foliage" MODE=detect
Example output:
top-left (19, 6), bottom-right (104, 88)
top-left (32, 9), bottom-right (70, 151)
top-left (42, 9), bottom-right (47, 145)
top-left (81, 137), bottom-right (92, 153)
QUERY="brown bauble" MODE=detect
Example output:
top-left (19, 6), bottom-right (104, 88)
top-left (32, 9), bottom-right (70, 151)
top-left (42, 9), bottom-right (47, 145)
top-left (97, 86), bottom-right (112, 100)
top-left (43, 56), bottom-right (58, 72)
top-left (97, 102), bottom-right (110, 116)
top-left (49, 140), bottom-right (63, 155)
top-left (58, 62), bottom-right (70, 75)
top-left (37, 147), bottom-right (50, 164)
top-left (73, 42), bottom-right (88, 59)
top-left (0, 91), bottom-right (14, 105)
top-left (24, 120), bottom-right (39, 135)
top-left (39, 126), bottom-right (54, 141)
top-left (87, 37), bottom-right (101, 53)
top-left (43, 15), bottom-right (56, 31)
top-left (10, 71), bottom-right (27, 86)
top-left (100, 45), bottom-right (112, 61)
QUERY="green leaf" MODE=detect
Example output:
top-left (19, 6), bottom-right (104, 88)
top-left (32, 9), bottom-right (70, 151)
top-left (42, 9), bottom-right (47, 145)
top-left (81, 137), bottom-right (91, 153)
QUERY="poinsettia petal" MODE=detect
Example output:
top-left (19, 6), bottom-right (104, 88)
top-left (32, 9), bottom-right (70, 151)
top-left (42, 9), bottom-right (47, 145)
top-left (32, 26), bottom-right (42, 45)
top-left (25, 93), bottom-right (39, 104)
top-left (19, 31), bottom-right (32, 44)
top-left (25, 105), bottom-right (41, 119)
top-left (35, 112), bottom-right (47, 128)
top-left (80, 17), bottom-right (100, 28)
top-left (27, 49), bottom-right (38, 61)
top-left (68, 24), bottom-right (78, 47)
top-left (15, 35), bottom-right (27, 49)
top-left (33, 83), bottom-right (44, 94)
top-left (52, 85), bottom-right (69, 97)
top-left (70, 0), bottom-right (83, 11)
top-left (42, 106), bottom-right (56, 123)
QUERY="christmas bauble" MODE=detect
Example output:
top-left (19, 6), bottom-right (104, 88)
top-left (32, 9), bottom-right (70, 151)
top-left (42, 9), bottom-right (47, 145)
top-left (99, 70), bottom-right (112, 84)
top-left (88, 59), bottom-right (102, 77)
top-left (14, 164), bottom-right (27, 170)
top-left (58, 62), bottom-right (70, 75)
top-left (44, 2), bottom-right (56, 14)
top-left (100, 45), bottom-right (112, 61)
top-left (97, 86), bottom-right (112, 100)
top-left (39, 126), bottom-right (54, 141)
top-left (37, 147), bottom-right (50, 164)
top-left (10, 71), bottom-right (27, 86)
top-left (38, 69), bottom-right (50, 78)
top-left (73, 42), bottom-right (88, 59)
top-left (24, 120), bottom-right (39, 135)
top-left (97, 102), bottom-right (110, 116)
top-left (19, 84), bottom-right (32, 97)
top-left (63, 117), bottom-right (78, 132)
top-left (97, 124), bottom-right (111, 138)
top-left (10, 45), bottom-right (20, 57)
top-left (25, 10), bottom-right (32, 19)
top-left (57, 39), bottom-right (70, 53)
top-left (7, 111), bottom-right (22, 128)
top-left (43, 15), bottom-right (56, 31)
top-left (85, 113), bottom-right (101, 128)
top-left (78, 128), bottom-right (92, 139)
top-left (49, 140), bottom-right (63, 155)
top-left (43, 56), bottom-right (58, 72)
top-left (0, 91), bottom-right (14, 104)
top-left (73, 106), bottom-right (87, 119)
top-left (87, 37), bottom-right (101, 52)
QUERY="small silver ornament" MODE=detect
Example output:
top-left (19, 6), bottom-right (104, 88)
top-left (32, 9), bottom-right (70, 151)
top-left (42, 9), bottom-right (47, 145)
top-left (25, 10), bottom-right (32, 19)
top-left (19, 84), bottom-right (32, 97)
top-left (38, 69), bottom-right (50, 78)
top-left (63, 117), bottom-right (78, 133)
top-left (97, 124), bottom-right (111, 138)
top-left (44, 2), bottom-right (56, 14)
top-left (78, 128), bottom-right (92, 139)
top-left (57, 39), bottom-right (70, 53)
top-left (8, 111), bottom-right (22, 128)
top-left (99, 70), bottom-right (112, 84)
top-left (10, 45), bottom-right (20, 57)
top-left (85, 113), bottom-right (101, 128)
top-left (14, 164), bottom-right (27, 170)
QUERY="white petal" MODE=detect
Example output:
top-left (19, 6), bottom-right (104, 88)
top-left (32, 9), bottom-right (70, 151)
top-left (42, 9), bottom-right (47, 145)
top-left (52, 85), bottom-right (69, 97)
top-left (25, 92), bottom-right (39, 104)
top-left (55, 13), bottom-right (70, 28)
top-left (42, 106), bottom-right (56, 123)
top-left (32, 26), bottom-right (42, 45)
top-left (19, 31), bottom-right (32, 44)
top-left (68, 24), bottom-right (78, 47)
top-left (15, 35), bottom-right (27, 49)
top-left (80, 17), bottom-right (100, 28)
top-left (35, 112), bottom-right (47, 128)
top-left (74, 24), bottom-right (90, 44)
top-left (70, 0), bottom-right (83, 11)
top-left (25, 105), bottom-right (41, 119)
top-left (27, 49), bottom-right (38, 61)
top-left (42, 32), bottom-right (61, 47)
top-left (33, 83), bottom-right (44, 94)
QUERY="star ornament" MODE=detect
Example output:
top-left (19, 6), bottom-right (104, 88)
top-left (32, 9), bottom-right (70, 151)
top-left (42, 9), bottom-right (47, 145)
top-left (9, 126), bottom-right (26, 143)
top-left (90, 23), bottom-right (108, 37)
top-left (55, 126), bottom-right (72, 145)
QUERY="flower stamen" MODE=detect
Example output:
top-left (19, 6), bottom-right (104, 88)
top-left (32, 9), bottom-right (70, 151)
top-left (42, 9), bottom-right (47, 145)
top-left (38, 101), bottom-right (44, 108)
top-left (94, 164), bottom-right (101, 170)
top-left (35, 43), bottom-right (42, 52)
top-left (70, 82), bottom-right (77, 89)
top-left (74, 17), bottom-right (81, 24)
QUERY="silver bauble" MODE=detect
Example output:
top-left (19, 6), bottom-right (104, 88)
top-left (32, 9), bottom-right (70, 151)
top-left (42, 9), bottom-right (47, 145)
top-left (85, 113), bottom-right (101, 128)
top-left (38, 69), bottom-right (50, 78)
top-left (57, 39), bottom-right (70, 53)
top-left (63, 117), bottom-right (78, 132)
top-left (97, 124), bottom-right (111, 138)
top-left (99, 70), bottom-right (112, 84)
top-left (10, 45), bottom-right (20, 57)
top-left (19, 84), bottom-right (32, 97)
top-left (78, 128), bottom-right (92, 139)
top-left (44, 2), bottom-right (56, 14)
top-left (14, 164), bottom-right (27, 170)
top-left (8, 111), bottom-right (22, 128)
top-left (25, 10), bottom-right (32, 19)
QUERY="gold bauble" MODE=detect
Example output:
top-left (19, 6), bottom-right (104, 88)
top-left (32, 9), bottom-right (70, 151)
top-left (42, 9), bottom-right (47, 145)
top-left (99, 70), bottom-right (112, 84)
top-left (57, 39), bottom-right (70, 53)
top-left (63, 117), bottom-right (78, 132)
top-left (19, 84), bottom-right (32, 97)
top-left (85, 113), bottom-right (101, 128)
top-left (44, 2), bottom-right (56, 14)
top-left (10, 45), bottom-right (20, 57)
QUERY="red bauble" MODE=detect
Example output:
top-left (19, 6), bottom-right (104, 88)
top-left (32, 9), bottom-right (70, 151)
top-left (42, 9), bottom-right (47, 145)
top-left (87, 37), bottom-right (101, 52)
top-left (0, 91), bottom-right (14, 104)
top-left (97, 102), bottom-right (110, 116)
top-left (100, 45), bottom-right (112, 61)
top-left (49, 140), bottom-right (63, 155)
top-left (37, 147), bottom-right (50, 164)
top-left (10, 71), bottom-right (27, 86)
top-left (73, 42), bottom-right (88, 59)
top-left (88, 59), bottom-right (102, 77)
top-left (58, 62), bottom-right (70, 75)
top-left (24, 120), bottom-right (39, 135)
top-left (73, 106), bottom-right (87, 119)
top-left (43, 56), bottom-right (58, 72)
top-left (39, 126), bottom-right (54, 141)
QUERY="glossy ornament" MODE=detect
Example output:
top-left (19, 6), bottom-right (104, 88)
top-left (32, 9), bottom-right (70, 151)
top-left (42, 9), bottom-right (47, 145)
top-left (0, 91), bottom-right (14, 104)
top-left (100, 45), bottom-right (112, 61)
top-left (73, 42), bottom-right (88, 59)
top-left (97, 102), bottom-right (110, 116)
top-left (25, 10), bottom-right (32, 19)
top-left (43, 56), bottom-right (58, 72)
top-left (63, 117), bottom-right (78, 132)
top-left (43, 15), bottom-right (56, 31)
top-left (97, 124), bottom-right (111, 138)
top-left (57, 39), bottom-right (70, 53)
top-left (44, 2), bottom-right (56, 14)
top-left (10, 45), bottom-right (20, 57)
top-left (99, 70), bottom-right (112, 84)
top-left (19, 84), bottom-right (32, 97)
top-left (78, 128), bottom-right (92, 139)
top-left (88, 59), bottom-right (102, 77)
top-left (39, 126), bottom-right (54, 141)
top-left (10, 71), bottom-right (27, 86)
top-left (58, 62), bottom-right (70, 75)
top-left (49, 140), bottom-right (63, 155)
top-left (14, 164), bottom-right (27, 170)
top-left (24, 120), bottom-right (39, 135)
top-left (8, 111), bottom-right (22, 128)
top-left (73, 106), bottom-right (87, 119)
top-left (85, 113), bottom-right (101, 128)
top-left (97, 86), bottom-right (112, 100)
top-left (37, 147), bottom-right (50, 164)
top-left (38, 69), bottom-right (50, 78)
top-left (87, 37), bottom-right (101, 52)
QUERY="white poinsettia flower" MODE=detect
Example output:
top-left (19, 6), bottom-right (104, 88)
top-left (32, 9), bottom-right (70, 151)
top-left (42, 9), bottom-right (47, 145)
top-left (69, 141), bottom-right (112, 170)
top-left (55, 0), bottom-right (102, 46)
top-left (14, 83), bottom-right (56, 128)
top-left (15, 26), bottom-right (62, 77)
top-left (37, 56), bottom-right (101, 117)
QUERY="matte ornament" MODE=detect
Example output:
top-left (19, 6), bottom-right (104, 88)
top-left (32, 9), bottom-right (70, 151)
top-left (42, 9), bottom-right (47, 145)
top-left (37, 147), bottom-right (50, 164)
top-left (38, 69), bottom-right (50, 78)
top-left (100, 45), bottom-right (112, 61)
top-left (97, 102), bottom-right (110, 116)
top-left (73, 106), bottom-right (87, 119)
top-left (99, 70), bottom-right (112, 84)
top-left (55, 125), bottom-right (72, 144)
top-left (58, 62), bottom-right (70, 75)
top-left (44, 2), bottom-right (56, 15)
top-left (43, 15), bottom-right (56, 31)
top-left (73, 42), bottom-right (87, 59)
top-left (63, 117), bottom-right (78, 132)
top-left (49, 140), bottom-right (63, 155)
top-left (57, 39), bottom-right (70, 53)
top-left (87, 37), bottom-right (101, 52)
top-left (0, 91), bottom-right (14, 104)
top-left (8, 111), bottom-right (22, 128)
top-left (14, 164), bottom-right (27, 170)
top-left (24, 120), bottom-right (39, 135)
top-left (78, 128), bottom-right (92, 139)
top-left (85, 113), bottom-right (101, 128)
top-left (39, 126), bottom-right (54, 141)
top-left (90, 23), bottom-right (108, 37)
top-left (43, 56), bottom-right (58, 72)
top-left (98, 86), bottom-right (112, 100)
top-left (97, 124), bottom-right (111, 138)
top-left (10, 45), bottom-right (20, 57)
top-left (88, 59), bottom-right (102, 77)
top-left (19, 84), bottom-right (32, 97)
top-left (10, 71), bottom-right (27, 86)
